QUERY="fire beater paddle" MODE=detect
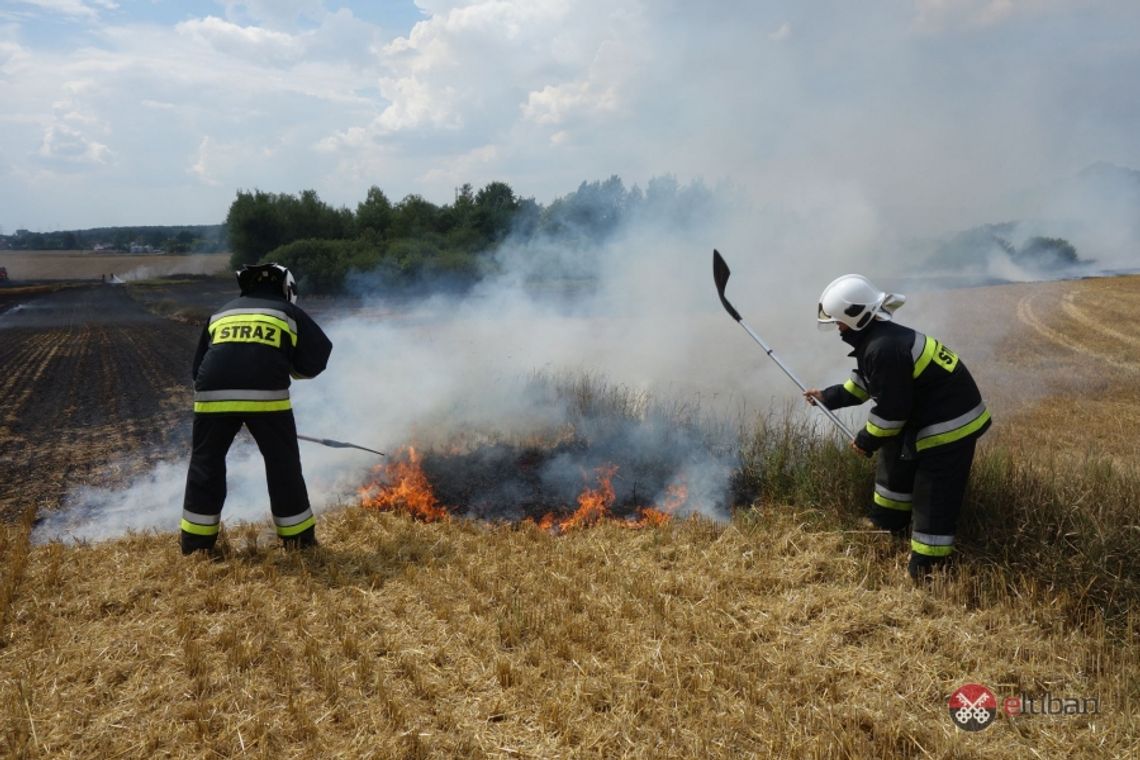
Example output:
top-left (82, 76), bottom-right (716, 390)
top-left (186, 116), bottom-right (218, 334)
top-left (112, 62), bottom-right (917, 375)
top-left (712, 249), bottom-right (856, 442)
top-left (297, 434), bottom-right (386, 457)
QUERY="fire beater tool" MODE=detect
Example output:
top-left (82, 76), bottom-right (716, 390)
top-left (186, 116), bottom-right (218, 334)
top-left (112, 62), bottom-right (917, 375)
top-left (298, 434), bottom-right (386, 457)
top-left (712, 249), bottom-right (856, 441)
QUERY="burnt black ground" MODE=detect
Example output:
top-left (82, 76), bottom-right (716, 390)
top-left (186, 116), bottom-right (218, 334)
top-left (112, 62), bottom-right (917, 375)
top-left (0, 283), bottom-right (201, 523)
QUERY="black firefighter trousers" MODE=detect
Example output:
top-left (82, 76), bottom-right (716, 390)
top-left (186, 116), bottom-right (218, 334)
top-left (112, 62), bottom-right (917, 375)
top-left (181, 411), bottom-right (316, 554)
top-left (868, 437), bottom-right (979, 579)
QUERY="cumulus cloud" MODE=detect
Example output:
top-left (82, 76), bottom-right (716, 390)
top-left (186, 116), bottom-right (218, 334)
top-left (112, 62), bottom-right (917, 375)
top-left (3, 0), bottom-right (1140, 241)
top-left (176, 16), bottom-right (303, 63)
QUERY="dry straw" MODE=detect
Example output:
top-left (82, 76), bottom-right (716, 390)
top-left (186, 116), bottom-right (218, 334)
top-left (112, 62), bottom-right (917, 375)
top-left (1, 500), bottom-right (1137, 758)
top-left (2, 275), bottom-right (1138, 758)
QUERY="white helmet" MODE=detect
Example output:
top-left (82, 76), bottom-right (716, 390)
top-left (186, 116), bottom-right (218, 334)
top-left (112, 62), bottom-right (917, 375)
top-left (236, 262), bottom-right (298, 304)
top-left (817, 274), bottom-right (905, 331)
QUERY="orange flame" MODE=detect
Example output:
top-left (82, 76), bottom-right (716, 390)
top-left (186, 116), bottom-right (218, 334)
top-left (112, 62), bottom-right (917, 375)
top-left (622, 482), bottom-right (689, 529)
top-left (527, 466), bottom-right (689, 533)
top-left (358, 447), bottom-right (450, 522)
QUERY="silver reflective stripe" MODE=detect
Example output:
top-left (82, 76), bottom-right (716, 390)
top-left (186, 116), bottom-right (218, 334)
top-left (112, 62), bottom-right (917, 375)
top-left (915, 402), bottom-right (987, 440)
top-left (210, 307), bottom-right (298, 334)
top-left (194, 389), bottom-right (291, 402)
top-left (848, 371), bottom-right (867, 391)
top-left (912, 530), bottom-right (955, 546)
top-left (182, 509), bottom-right (221, 526)
top-left (874, 484), bottom-right (912, 502)
top-left (911, 332), bottom-right (926, 362)
top-left (868, 411), bottom-right (905, 430)
top-left (274, 508), bottom-right (314, 528)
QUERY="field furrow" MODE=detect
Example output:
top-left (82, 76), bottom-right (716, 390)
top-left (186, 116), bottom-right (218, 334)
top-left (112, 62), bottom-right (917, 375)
top-left (0, 285), bottom-right (198, 522)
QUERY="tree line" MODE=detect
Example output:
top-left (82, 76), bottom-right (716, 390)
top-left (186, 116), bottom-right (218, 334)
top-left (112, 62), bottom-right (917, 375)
top-left (227, 175), bottom-right (718, 293)
top-left (1, 175), bottom-right (717, 294)
top-left (0, 225), bottom-right (226, 254)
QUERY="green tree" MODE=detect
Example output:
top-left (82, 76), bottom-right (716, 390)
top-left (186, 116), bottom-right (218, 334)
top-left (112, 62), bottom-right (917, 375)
top-left (356, 186), bottom-right (394, 240)
top-left (226, 190), bottom-right (286, 267)
top-left (284, 189), bottom-right (353, 242)
top-left (267, 238), bottom-right (384, 294)
top-left (439, 183), bottom-right (476, 235)
top-left (390, 194), bottom-right (440, 239)
top-left (473, 181), bottom-right (519, 245)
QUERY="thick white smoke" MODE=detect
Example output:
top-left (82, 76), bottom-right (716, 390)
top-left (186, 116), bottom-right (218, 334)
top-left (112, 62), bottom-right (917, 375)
top-left (37, 180), bottom-right (897, 543)
top-left (34, 159), bottom-right (1139, 543)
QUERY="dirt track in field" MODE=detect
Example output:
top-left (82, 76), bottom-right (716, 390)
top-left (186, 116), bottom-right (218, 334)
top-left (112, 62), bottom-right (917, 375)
top-left (0, 285), bottom-right (199, 522)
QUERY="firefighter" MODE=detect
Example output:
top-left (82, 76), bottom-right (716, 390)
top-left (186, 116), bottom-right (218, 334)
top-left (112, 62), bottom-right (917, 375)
top-left (181, 263), bottom-right (333, 555)
top-left (803, 274), bottom-right (991, 580)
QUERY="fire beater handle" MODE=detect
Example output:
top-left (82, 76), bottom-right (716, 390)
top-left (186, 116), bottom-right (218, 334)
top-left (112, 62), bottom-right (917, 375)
top-left (712, 249), bottom-right (856, 442)
top-left (298, 434), bottom-right (386, 457)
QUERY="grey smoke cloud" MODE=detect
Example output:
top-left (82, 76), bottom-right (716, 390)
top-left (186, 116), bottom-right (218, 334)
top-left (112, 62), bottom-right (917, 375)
top-left (34, 149), bottom-right (1138, 544)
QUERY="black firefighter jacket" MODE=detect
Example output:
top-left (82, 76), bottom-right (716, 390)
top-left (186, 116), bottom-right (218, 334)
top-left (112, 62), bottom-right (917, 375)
top-left (820, 320), bottom-right (990, 457)
top-left (191, 293), bottom-right (333, 414)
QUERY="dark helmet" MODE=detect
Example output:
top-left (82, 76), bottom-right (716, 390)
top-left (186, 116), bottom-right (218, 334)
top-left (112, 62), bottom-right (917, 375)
top-left (235, 263), bottom-right (298, 304)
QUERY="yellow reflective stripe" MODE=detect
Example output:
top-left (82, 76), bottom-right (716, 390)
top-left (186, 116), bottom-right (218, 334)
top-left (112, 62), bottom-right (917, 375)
top-left (194, 399), bottom-right (293, 413)
top-left (911, 539), bottom-right (954, 557)
top-left (916, 409), bottom-right (991, 451)
top-left (209, 314), bottom-right (298, 346)
top-left (873, 492), bottom-right (912, 511)
top-left (913, 335), bottom-right (937, 378)
top-left (843, 379), bottom-right (870, 401)
top-left (276, 515), bottom-right (316, 537)
top-left (865, 421), bottom-right (903, 437)
top-left (180, 519), bottom-right (220, 536)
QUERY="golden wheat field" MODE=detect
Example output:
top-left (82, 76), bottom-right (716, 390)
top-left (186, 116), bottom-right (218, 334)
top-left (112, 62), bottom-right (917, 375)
top-left (1, 275), bottom-right (1138, 759)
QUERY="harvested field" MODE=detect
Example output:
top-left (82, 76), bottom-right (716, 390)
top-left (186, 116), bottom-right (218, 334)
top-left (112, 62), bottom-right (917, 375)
top-left (0, 274), bottom-right (1137, 758)
top-left (0, 251), bottom-right (228, 283)
top-left (0, 284), bottom-right (200, 523)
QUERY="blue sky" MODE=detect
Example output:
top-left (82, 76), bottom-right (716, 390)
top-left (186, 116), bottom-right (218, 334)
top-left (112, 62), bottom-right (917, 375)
top-left (2, 0), bottom-right (1139, 235)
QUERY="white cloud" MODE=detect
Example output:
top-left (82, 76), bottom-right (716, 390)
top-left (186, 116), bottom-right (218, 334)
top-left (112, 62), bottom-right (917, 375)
top-left (376, 75), bottom-right (461, 132)
top-left (317, 0), bottom-right (646, 198)
top-left (10, 0), bottom-right (110, 20)
top-left (522, 78), bottom-right (616, 125)
top-left (0, 39), bottom-right (30, 72)
top-left (2, 0), bottom-right (1140, 241)
top-left (421, 143), bottom-right (498, 186)
top-left (189, 136), bottom-right (221, 186)
top-left (37, 123), bottom-right (110, 164)
top-left (176, 16), bottom-right (303, 62)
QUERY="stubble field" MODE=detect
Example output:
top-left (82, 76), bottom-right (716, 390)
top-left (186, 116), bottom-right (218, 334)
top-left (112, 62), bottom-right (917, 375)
top-left (0, 270), bottom-right (1136, 758)
top-left (0, 251), bottom-right (228, 283)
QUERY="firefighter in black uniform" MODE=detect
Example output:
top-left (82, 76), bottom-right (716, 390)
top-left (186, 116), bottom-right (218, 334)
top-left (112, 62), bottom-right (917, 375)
top-left (804, 274), bottom-right (991, 579)
top-left (181, 263), bottom-right (333, 554)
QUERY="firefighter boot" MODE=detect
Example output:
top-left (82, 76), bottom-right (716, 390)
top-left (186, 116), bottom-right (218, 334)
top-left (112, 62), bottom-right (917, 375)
top-left (281, 526), bottom-right (319, 551)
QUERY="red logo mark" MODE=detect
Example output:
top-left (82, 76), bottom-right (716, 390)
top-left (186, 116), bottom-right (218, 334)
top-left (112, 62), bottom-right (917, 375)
top-left (949, 683), bottom-right (998, 731)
